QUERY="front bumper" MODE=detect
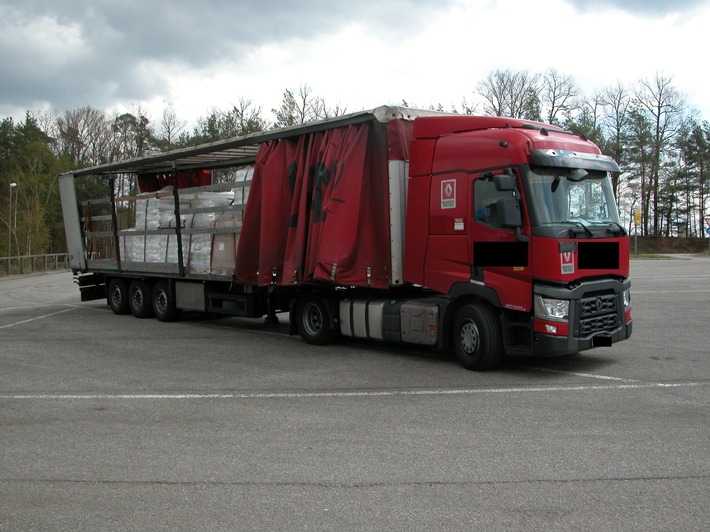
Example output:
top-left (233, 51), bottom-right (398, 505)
top-left (533, 319), bottom-right (632, 357)
top-left (531, 277), bottom-right (632, 358)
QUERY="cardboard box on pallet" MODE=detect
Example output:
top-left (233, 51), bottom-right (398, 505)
top-left (211, 217), bottom-right (242, 276)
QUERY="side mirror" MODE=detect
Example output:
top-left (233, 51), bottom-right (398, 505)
top-left (494, 174), bottom-right (517, 192)
top-left (497, 197), bottom-right (522, 228)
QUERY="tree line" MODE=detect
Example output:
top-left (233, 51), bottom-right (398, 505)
top-left (2, 69), bottom-right (709, 259)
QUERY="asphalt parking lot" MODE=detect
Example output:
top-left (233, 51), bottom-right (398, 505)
top-left (1, 256), bottom-right (708, 531)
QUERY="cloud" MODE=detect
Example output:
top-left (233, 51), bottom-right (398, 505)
top-left (1, 0), bottom-right (709, 124)
top-left (0, 0), bottom-right (452, 114)
top-left (565, 0), bottom-right (707, 15)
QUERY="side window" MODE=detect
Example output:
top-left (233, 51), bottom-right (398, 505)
top-left (473, 177), bottom-right (513, 229)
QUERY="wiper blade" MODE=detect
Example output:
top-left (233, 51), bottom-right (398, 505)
top-left (560, 220), bottom-right (593, 237)
top-left (604, 221), bottom-right (627, 236)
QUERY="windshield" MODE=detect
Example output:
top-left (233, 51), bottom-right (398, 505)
top-left (526, 167), bottom-right (621, 229)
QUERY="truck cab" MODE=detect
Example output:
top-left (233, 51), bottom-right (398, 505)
top-left (404, 115), bottom-right (632, 368)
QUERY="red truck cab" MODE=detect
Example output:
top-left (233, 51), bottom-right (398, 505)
top-left (404, 115), bottom-right (632, 367)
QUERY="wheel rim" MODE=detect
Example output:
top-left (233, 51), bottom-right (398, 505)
top-left (302, 302), bottom-right (323, 337)
top-left (110, 286), bottom-right (122, 308)
top-left (460, 319), bottom-right (480, 355)
top-left (155, 289), bottom-right (168, 314)
top-left (131, 288), bottom-right (144, 310)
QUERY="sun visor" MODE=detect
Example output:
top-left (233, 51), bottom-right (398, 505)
top-left (529, 149), bottom-right (620, 173)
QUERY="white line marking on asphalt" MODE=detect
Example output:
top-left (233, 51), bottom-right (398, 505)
top-left (0, 307), bottom-right (77, 329)
top-left (64, 304), bottom-right (112, 313)
top-left (632, 274), bottom-right (710, 279)
top-left (0, 304), bottom-right (64, 312)
top-left (523, 366), bottom-right (638, 382)
top-left (1, 382), bottom-right (705, 401)
top-left (632, 290), bottom-right (710, 294)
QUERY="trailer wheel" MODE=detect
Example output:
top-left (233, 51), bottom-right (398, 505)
top-left (295, 296), bottom-right (337, 345)
top-left (128, 279), bottom-right (154, 319)
top-left (108, 278), bottom-right (130, 315)
top-left (453, 303), bottom-right (503, 371)
top-left (152, 280), bottom-right (180, 322)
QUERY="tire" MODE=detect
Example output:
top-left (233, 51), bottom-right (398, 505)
top-left (151, 280), bottom-right (181, 322)
top-left (107, 278), bottom-right (130, 315)
top-left (453, 303), bottom-right (503, 371)
top-left (128, 279), bottom-right (154, 319)
top-left (295, 296), bottom-right (338, 345)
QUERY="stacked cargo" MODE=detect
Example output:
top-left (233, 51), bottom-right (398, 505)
top-left (158, 192), bottom-right (190, 264)
top-left (187, 192), bottom-right (233, 273)
top-left (120, 188), bottom-right (241, 275)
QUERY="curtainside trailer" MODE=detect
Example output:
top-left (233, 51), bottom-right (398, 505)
top-left (59, 106), bottom-right (632, 370)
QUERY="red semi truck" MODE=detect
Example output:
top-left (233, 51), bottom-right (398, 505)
top-left (58, 106), bottom-right (632, 370)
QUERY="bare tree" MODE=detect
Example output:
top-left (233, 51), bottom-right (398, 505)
top-left (272, 85), bottom-right (319, 127)
top-left (193, 99), bottom-right (267, 143)
top-left (601, 81), bottom-right (632, 199)
top-left (459, 96), bottom-right (479, 116)
top-left (31, 109), bottom-right (61, 155)
top-left (57, 107), bottom-right (112, 166)
top-left (111, 106), bottom-right (156, 161)
top-left (231, 98), bottom-right (268, 134)
top-left (158, 102), bottom-right (185, 150)
top-left (541, 68), bottom-right (580, 125)
top-left (634, 73), bottom-right (686, 235)
top-left (565, 91), bottom-right (604, 147)
top-left (272, 85), bottom-right (352, 127)
top-left (313, 97), bottom-right (348, 120)
top-left (475, 69), bottom-right (541, 120)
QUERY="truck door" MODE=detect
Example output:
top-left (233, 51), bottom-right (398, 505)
top-left (470, 171), bottom-right (532, 312)
top-left (423, 172), bottom-right (472, 293)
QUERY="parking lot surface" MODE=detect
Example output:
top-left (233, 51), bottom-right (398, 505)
top-left (1, 256), bottom-right (708, 530)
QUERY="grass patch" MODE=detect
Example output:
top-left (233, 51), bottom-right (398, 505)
top-left (630, 254), bottom-right (677, 260)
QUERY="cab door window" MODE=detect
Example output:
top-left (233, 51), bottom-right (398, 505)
top-left (473, 177), bottom-right (515, 229)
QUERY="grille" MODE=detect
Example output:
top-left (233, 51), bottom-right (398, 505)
top-left (577, 294), bottom-right (618, 336)
top-left (580, 294), bottom-right (616, 316)
top-left (579, 314), bottom-right (618, 335)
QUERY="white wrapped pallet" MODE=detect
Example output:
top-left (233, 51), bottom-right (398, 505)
top-left (187, 191), bottom-right (234, 274)
top-left (158, 188), bottom-right (192, 230)
top-left (160, 220), bottom-right (190, 265)
top-left (121, 228), bottom-right (141, 262)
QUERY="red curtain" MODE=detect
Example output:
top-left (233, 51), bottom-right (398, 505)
top-left (235, 120), bottom-right (398, 288)
top-left (137, 169), bottom-right (211, 192)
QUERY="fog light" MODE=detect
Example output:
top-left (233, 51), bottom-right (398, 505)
top-left (545, 324), bottom-right (558, 334)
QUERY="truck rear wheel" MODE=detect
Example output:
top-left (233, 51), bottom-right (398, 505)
top-left (108, 278), bottom-right (130, 315)
top-left (295, 296), bottom-right (338, 345)
top-left (128, 279), bottom-right (154, 319)
top-left (453, 303), bottom-right (503, 371)
top-left (152, 280), bottom-right (180, 322)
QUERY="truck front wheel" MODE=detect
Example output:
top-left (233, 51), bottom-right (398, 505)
top-left (295, 296), bottom-right (338, 345)
top-left (108, 278), bottom-right (130, 315)
top-left (128, 279), bottom-right (154, 319)
top-left (453, 303), bottom-right (503, 371)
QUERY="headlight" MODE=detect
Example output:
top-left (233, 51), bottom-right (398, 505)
top-left (534, 295), bottom-right (569, 322)
top-left (623, 289), bottom-right (631, 310)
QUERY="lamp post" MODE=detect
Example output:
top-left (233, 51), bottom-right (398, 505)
top-left (8, 182), bottom-right (16, 261)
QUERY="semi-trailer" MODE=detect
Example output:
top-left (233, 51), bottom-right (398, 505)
top-left (59, 106), bottom-right (632, 370)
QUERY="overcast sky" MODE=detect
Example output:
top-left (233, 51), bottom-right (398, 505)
top-left (1, 0), bottom-right (709, 128)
